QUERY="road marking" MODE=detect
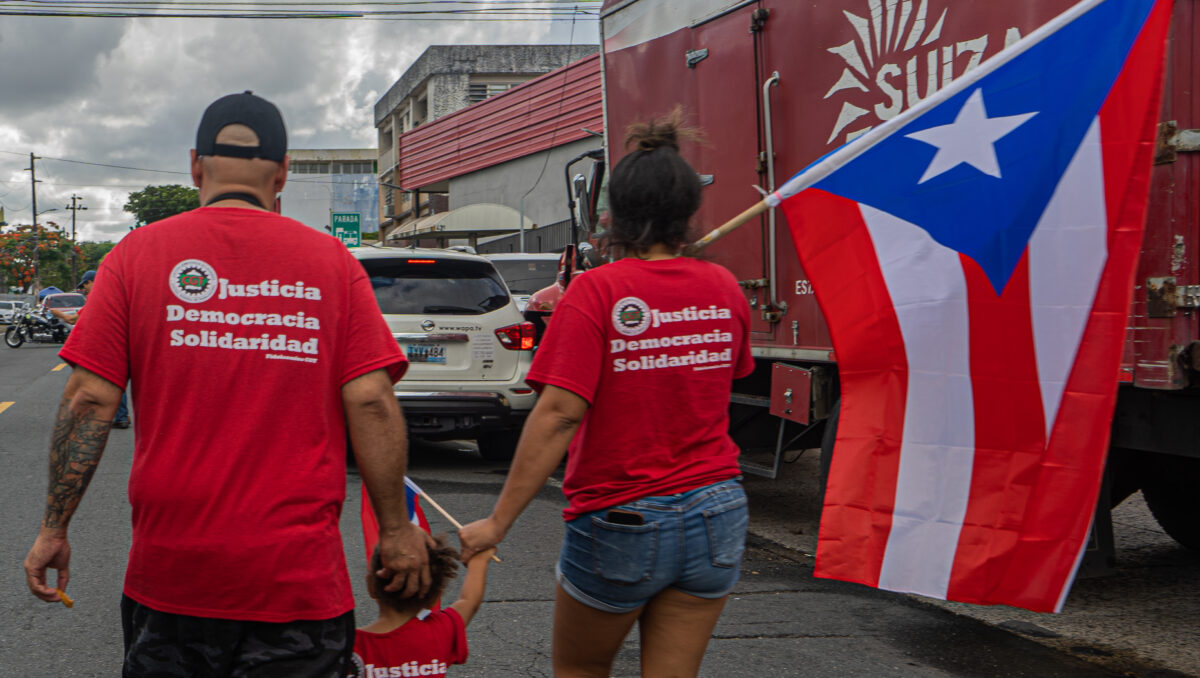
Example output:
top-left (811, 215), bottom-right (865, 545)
top-left (52, 363), bottom-right (68, 372)
top-left (0, 402), bottom-right (12, 415)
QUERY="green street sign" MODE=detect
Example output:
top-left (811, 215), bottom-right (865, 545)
top-left (331, 212), bottom-right (361, 247)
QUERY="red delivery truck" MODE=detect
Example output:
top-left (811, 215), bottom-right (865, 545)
top-left (577, 0), bottom-right (1200, 562)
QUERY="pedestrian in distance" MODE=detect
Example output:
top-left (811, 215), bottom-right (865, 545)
top-left (23, 90), bottom-right (433, 677)
top-left (458, 109), bottom-right (754, 678)
top-left (47, 269), bottom-right (131, 428)
top-left (350, 537), bottom-right (497, 677)
top-left (45, 269), bottom-right (93, 328)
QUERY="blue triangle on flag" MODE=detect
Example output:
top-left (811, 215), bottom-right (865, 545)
top-left (813, 0), bottom-right (1155, 294)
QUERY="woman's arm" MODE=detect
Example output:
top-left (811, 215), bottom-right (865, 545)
top-left (458, 385), bottom-right (587, 561)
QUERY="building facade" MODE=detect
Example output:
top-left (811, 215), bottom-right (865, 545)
top-left (375, 44), bottom-right (598, 236)
top-left (280, 149), bottom-right (379, 234)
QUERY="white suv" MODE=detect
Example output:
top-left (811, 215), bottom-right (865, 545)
top-left (352, 246), bottom-right (537, 460)
top-left (0, 301), bottom-right (20, 324)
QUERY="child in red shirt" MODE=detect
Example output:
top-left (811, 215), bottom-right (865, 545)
top-left (349, 535), bottom-right (496, 678)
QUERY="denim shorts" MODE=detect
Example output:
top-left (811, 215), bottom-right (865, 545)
top-left (556, 477), bottom-right (749, 613)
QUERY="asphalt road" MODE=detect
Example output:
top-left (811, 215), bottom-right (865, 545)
top-left (0, 342), bottom-right (1193, 676)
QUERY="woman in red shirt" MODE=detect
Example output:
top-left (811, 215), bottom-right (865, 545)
top-left (459, 111), bottom-right (753, 678)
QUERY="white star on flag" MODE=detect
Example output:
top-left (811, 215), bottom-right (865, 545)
top-left (906, 89), bottom-right (1038, 183)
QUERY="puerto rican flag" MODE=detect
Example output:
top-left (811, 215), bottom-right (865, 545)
top-left (361, 477), bottom-right (432, 565)
top-left (773, 0), bottom-right (1172, 612)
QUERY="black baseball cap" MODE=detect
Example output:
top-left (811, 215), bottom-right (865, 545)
top-left (195, 91), bottom-right (287, 162)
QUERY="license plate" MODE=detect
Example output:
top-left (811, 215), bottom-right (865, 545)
top-left (405, 343), bottom-right (446, 364)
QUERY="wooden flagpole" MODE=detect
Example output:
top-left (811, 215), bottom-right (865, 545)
top-left (683, 199), bottom-right (770, 256)
top-left (417, 489), bottom-right (503, 563)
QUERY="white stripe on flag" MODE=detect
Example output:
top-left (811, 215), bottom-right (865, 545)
top-left (1029, 118), bottom-right (1109, 441)
top-left (404, 476), bottom-right (422, 496)
top-left (861, 205), bottom-right (976, 600)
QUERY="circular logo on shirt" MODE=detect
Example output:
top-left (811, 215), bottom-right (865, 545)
top-left (350, 652), bottom-right (366, 678)
top-left (169, 259), bottom-right (218, 303)
top-left (612, 296), bottom-right (651, 336)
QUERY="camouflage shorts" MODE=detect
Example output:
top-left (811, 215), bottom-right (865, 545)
top-left (120, 595), bottom-right (355, 678)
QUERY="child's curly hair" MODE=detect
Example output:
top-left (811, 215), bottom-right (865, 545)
top-left (369, 533), bottom-right (461, 612)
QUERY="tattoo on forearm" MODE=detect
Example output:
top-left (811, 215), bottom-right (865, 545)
top-left (45, 393), bottom-right (111, 529)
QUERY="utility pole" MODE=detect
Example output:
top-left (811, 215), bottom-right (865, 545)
top-left (66, 194), bottom-right (87, 288)
top-left (23, 153), bottom-right (41, 293)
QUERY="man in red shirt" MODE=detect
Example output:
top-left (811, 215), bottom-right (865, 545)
top-left (23, 91), bottom-right (432, 677)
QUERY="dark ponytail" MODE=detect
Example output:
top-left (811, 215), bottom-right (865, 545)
top-left (607, 108), bottom-right (702, 253)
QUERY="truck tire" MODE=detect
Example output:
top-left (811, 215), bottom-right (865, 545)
top-left (4, 325), bottom-right (24, 348)
top-left (1141, 454), bottom-right (1200, 551)
top-left (1104, 446), bottom-right (1142, 509)
top-left (477, 430), bottom-right (520, 462)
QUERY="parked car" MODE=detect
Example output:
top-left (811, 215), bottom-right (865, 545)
top-left (352, 246), bottom-right (537, 461)
top-left (0, 300), bottom-right (21, 324)
top-left (39, 292), bottom-right (86, 316)
top-left (483, 252), bottom-right (560, 312)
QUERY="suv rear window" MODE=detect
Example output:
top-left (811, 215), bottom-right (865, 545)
top-left (490, 259), bottom-right (559, 295)
top-left (361, 257), bottom-right (510, 315)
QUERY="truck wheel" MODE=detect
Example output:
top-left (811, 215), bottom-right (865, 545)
top-left (477, 430), bottom-right (520, 462)
top-left (4, 326), bottom-right (24, 348)
top-left (819, 399), bottom-right (841, 498)
top-left (1104, 446), bottom-right (1142, 508)
top-left (1141, 454), bottom-right (1200, 551)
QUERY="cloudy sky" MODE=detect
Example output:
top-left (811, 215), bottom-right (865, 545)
top-left (0, 2), bottom-right (599, 242)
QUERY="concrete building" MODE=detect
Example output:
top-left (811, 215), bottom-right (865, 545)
top-left (376, 49), bottom-right (603, 250)
top-left (280, 149), bottom-right (379, 235)
top-left (375, 44), bottom-right (598, 235)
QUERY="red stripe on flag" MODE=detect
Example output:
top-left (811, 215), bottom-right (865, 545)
top-left (782, 189), bottom-right (907, 588)
top-left (362, 483), bottom-right (381, 564)
top-left (947, 253), bottom-right (1048, 604)
top-left (985, 0), bottom-right (1173, 612)
top-left (940, 1), bottom-right (1171, 612)
top-left (1099, 0), bottom-right (1173, 245)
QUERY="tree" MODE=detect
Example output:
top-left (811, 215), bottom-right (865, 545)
top-left (78, 241), bottom-right (116, 272)
top-left (124, 184), bottom-right (199, 227)
top-left (0, 222), bottom-right (75, 293)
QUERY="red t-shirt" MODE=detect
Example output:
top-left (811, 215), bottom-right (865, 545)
top-left (526, 257), bottom-right (753, 520)
top-left (60, 207), bottom-right (406, 622)
top-left (351, 609), bottom-right (468, 677)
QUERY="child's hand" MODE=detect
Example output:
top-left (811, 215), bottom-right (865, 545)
top-left (467, 547), bottom-right (498, 567)
top-left (459, 517), bottom-right (506, 562)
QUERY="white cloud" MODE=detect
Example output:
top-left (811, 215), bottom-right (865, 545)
top-left (0, 10), bottom-right (597, 242)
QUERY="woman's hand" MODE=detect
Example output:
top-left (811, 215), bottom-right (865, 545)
top-left (459, 386), bottom-right (587, 562)
top-left (459, 516), bottom-right (508, 562)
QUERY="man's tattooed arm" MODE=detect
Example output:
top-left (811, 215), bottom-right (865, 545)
top-left (43, 385), bottom-right (115, 530)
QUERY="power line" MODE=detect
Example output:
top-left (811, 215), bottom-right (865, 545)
top-left (0, 1), bottom-right (601, 20)
top-left (0, 149), bottom-right (190, 176)
top-left (38, 155), bottom-right (190, 175)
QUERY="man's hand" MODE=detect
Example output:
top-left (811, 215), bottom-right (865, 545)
top-left (376, 521), bottom-right (435, 598)
top-left (25, 529), bottom-right (71, 603)
top-left (458, 516), bottom-right (509, 563)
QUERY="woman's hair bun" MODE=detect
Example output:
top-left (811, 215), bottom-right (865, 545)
top-left (625, 106), bottom-right (697, 152)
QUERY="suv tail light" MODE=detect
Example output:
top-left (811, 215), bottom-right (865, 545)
top-left (495, 322), bottom-right (536, 351)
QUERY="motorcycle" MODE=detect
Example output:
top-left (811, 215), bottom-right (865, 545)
top-left (4, 307), bottom-right (70, 348)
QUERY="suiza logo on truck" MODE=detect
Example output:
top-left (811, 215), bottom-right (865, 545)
top-left (824, 0), bottom-right (1022, 145)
